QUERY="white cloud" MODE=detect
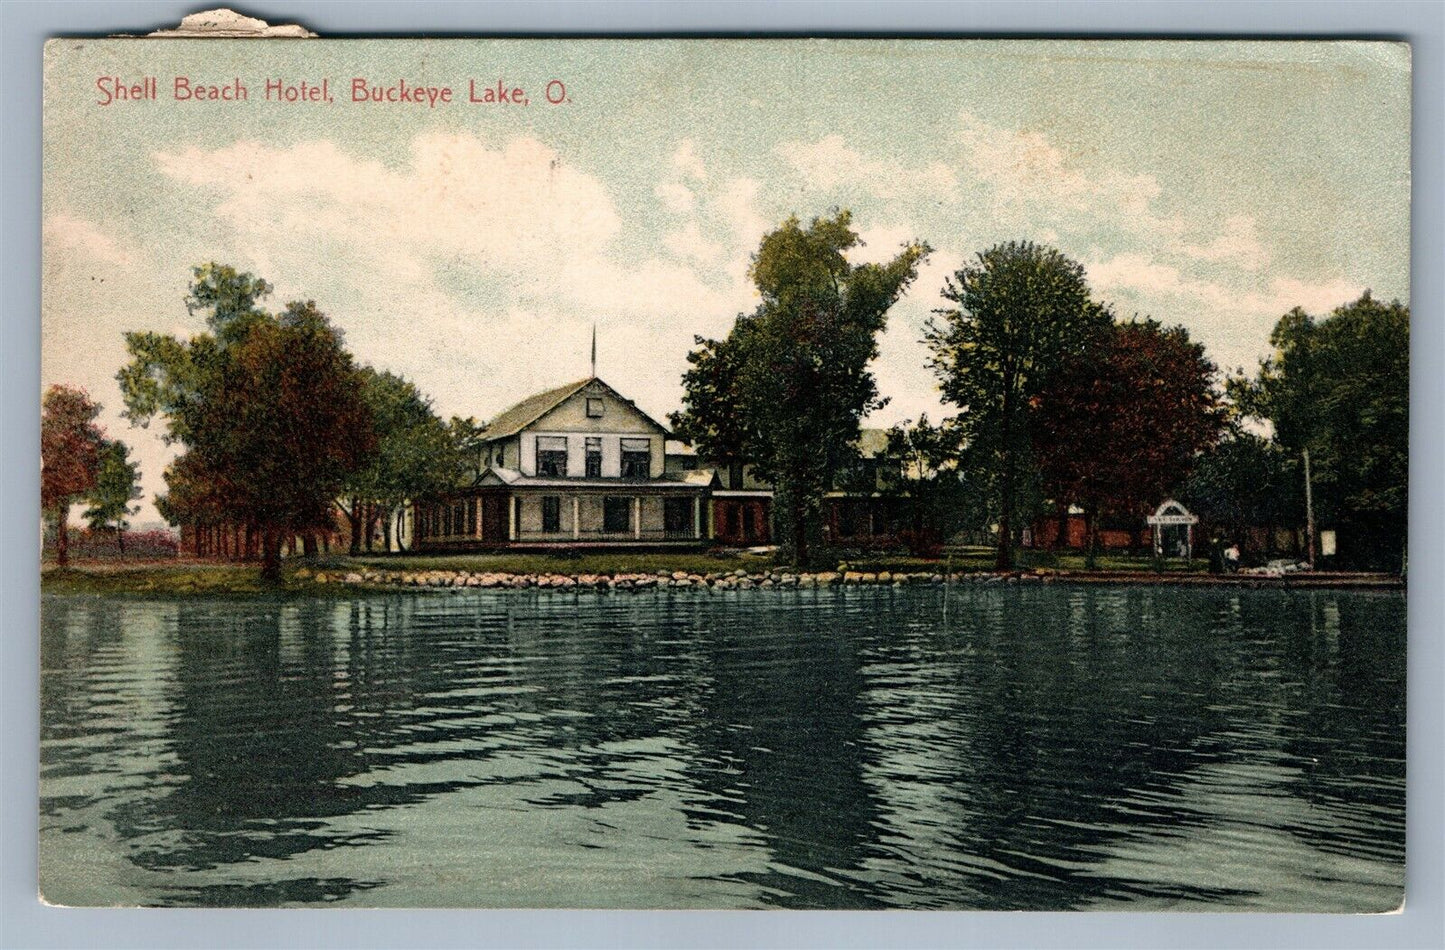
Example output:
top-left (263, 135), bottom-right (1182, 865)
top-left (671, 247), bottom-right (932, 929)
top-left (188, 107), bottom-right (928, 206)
top-left (671, 139), bottom-right (708, 182)
top-left (42, 213), bottom-right (181, 525)
top-left (953, 112), bottom-right (1175, 238)
top-left (43, 213), bottom-right (134, 266)
top-left (848, 222), bottom-right (926, 265)
top-left (1087, 251), bottom-right (1359, 317)
top-left (155, 135), bottom-right (624, 276)
top-left (148, 132), bottom-right (763, 463)
top-left (654, 181), bottom-right (696, 214)
top-left (776, 134), bottom-right (959, 202)
top-left (664, 220), bottom-right (725, 267)
top-left (1085, 249), bottom-right (1362, 372)
top-left (1173, 214), bottom-right (1271, 271)
top-left (713, 177), bottom-right (767, 246)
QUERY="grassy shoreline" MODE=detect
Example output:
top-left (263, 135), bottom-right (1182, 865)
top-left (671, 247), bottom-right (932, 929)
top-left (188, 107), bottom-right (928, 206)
top-left (40, 550), bottom-right (1401, 597)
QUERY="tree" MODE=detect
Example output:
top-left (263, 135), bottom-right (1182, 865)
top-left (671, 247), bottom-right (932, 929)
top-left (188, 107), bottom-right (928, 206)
top-left (672, 211), bottom-right (930, 566)
top-left (41, 385), bottom-right (108, 566)
top-left (925, 241), bottom-right (1112, 568)
top-left (1230, 292), bottom-right (1408, 570)
top-left (120, 264), bottom-right (376, 581)
top-left (1033, 319), bottom-right (1225, 565)
top-left (338, 369), bottom-right (473, 554)
top-left (874, 414), bottom-right (980, 554)
top-left (85, 440), bottom-right (142, 553)
top-left (1181, 430), bottom-right (1300, 556)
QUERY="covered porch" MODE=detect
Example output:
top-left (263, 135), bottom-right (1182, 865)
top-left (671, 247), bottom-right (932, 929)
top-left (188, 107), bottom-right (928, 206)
top-left (414, 485), bottom-right (712, 549)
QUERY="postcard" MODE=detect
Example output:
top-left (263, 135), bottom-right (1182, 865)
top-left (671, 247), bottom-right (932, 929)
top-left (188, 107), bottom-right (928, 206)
top-left (40, 21), bottom-right (1409, 910)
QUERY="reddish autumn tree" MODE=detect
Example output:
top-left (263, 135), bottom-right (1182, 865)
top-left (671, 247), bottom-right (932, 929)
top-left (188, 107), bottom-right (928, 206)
top-left (41, 385), bottom-right (108, 566)
top-left (121, 265), bottom-right (375, 582)
top-left (1034, 319), bottom-right (1225, 564)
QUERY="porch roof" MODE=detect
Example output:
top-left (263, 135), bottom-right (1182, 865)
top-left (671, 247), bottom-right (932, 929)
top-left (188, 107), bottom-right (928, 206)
top-left (474, 466), bottom-right (711, 492)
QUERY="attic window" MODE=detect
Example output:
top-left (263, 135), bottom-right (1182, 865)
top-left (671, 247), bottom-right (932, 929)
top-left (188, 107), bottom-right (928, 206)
top-left (586, 398), bottom-right (605, 418)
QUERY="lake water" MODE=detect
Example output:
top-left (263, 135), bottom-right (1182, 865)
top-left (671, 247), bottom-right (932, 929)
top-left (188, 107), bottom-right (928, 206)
top-left (40, 585), bottom-right (1405, 911)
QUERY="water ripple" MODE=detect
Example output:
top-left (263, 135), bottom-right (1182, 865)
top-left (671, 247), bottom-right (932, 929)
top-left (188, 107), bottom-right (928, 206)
top-left (39, 586), bottom-right (1404, 910)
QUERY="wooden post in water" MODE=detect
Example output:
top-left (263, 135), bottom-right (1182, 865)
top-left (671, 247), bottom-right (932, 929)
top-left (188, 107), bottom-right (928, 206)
top-left (943, 554), bottom-right (952, 627)
top-left (1303, 447), bottom-right (1317, 570)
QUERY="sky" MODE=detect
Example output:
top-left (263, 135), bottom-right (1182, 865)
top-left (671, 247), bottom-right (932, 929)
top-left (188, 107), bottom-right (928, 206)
top-left (41, 39), bottom-right (1411, 524)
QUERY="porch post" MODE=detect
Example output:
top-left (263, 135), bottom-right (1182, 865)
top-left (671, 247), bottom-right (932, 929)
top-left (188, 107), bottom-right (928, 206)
top-left (633, 496), bottom-right (641, 540)
top-left (693, 496), bottom-right (702, 539)
top-left (508, 495), bottom-right (518, 541)
top-left (573, 496), bottom-right (580, 540)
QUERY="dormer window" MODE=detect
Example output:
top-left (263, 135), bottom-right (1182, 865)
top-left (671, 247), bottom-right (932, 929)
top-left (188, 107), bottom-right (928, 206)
top-left (586, 398), bottom-right (605, 418)
top-left (536, 436), bottom-right (568, 477)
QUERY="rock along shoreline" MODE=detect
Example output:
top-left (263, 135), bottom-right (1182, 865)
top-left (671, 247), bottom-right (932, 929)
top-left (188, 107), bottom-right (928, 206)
top-left (293, 567), bottom-right (1403, 592)
top-left (298, 567), bottom-right (968, 592)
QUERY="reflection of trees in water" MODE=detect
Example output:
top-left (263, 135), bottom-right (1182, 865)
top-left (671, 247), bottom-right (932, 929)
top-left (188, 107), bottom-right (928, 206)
top-left (107, 595), bottom-right (511, 906)
top-left (657, 586), bottom-right (1294, 909)
top-left (490, 594), bottom-right (723, 811)
top-left (42, 599), bottom-right (129, 747)
top-left (44, 587), bottom-right (1406, 910)
top-left (908, 586), bottom-right (1253, 909)
top-left (673, 592), bottom-right (888, 909)
top-left (897, 587), bottom-right (1404, 909)
top-left (1276, 592), bottom-right (1406, 862)
top-left (42, 600), bottom-right (172, 824)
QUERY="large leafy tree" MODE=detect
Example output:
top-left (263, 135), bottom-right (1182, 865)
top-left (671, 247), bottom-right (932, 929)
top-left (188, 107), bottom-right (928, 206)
top-left (338, 369), bottom-right (473, 554)
top-left (120, 264), bottom-right (376, 581)
top-left (672, 211), bottom-right (930, 566)
top-left (925, 241), bottom-right (1111, 568)
top-left (1033, 319), bottom-right (1225, 564)
top-left (1230, 292), bottom-right (1408, 570)
top-left (40, 385), bottom-right (108, 566)
top-left (1181, 430), bottom-right (1301, 555)
top-left (85, 440), bottom-right (143, 554)
top-left (874, 415), bottom-right (982, 554)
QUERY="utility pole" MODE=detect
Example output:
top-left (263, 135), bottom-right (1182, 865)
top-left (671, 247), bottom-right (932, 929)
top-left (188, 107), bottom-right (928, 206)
top-left (1303, 446), bottom-right (1316, 570)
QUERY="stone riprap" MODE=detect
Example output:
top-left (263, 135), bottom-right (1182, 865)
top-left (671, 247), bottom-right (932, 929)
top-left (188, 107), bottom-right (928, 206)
top-left (293, 566), bottom-right (1055, 592)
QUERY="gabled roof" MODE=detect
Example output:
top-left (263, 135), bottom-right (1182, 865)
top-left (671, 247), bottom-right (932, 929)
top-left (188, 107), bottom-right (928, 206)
top-left (479, 378), bottom-right (593, 441)
top-left (479, 376), bottom-right (670, 441)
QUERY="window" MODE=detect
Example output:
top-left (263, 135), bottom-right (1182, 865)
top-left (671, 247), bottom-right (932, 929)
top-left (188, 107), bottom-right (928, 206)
top-left (536, 435), bottom-right (568, 477)
top-left (585, 437), bottom-right (603, 478)
top-left (542, 496), bottom-right (561, 533)
top-left (467, 498), bottom-right (477, 535)
top-left (664, 497), bottom-right (692, 536)
top-left (586, 397), bottom-right (605, 418)
top-left (743, 505), bottom-right (756, 539)
top-left (620, 438), bottom-right (651, 478)
top-left (728, 461), bottom-right (744, 490)
top-left (603, 496), bottom-right (632, 533)
top-left (443, 504), bottom-right (453, 537)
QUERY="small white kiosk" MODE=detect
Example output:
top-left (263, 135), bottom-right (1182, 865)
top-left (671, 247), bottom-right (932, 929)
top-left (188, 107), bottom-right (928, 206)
top-left (1148, 499), bottom-right (1199, 560)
